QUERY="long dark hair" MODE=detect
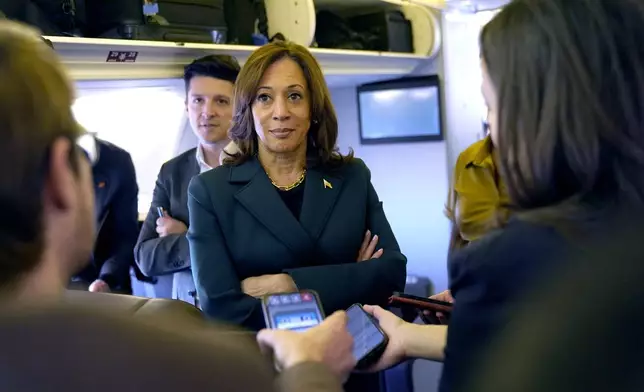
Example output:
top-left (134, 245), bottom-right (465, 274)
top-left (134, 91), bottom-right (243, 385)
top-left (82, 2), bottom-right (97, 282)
top-left (480, 0), bottom-right (644, 222)
top-left (224, 40), bottom-right (352, 168)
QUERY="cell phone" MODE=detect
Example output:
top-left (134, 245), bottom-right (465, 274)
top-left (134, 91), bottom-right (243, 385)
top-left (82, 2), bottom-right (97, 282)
top-left (261, 290), bottom-right (324, 332)
top-left (388, 292), bottom-right (453, 314)
top-left (346, 304), bottom-right (388, 369)
top-left (156, 207), bottom-right (164, 218)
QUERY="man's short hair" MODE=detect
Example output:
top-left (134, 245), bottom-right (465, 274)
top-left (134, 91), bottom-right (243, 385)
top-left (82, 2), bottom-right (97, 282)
top-left (0, 21), bottom-right (82, 289)
top-left (183, 55), bottom-right (241, 93)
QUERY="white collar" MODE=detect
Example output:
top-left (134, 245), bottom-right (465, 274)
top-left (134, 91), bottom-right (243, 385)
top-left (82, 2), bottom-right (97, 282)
top-left (195, 145), bottom-right (213, 173)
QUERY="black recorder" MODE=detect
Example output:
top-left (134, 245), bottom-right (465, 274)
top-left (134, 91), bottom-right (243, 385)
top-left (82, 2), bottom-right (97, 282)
top-left (261, 292), bottom-right (389, 368)
top-left (261, 290), bottom-right (325, 332)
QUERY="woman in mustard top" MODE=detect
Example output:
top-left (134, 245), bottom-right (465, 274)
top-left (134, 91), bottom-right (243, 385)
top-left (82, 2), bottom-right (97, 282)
top-left (435, 120), bottom-right (510, 304)
top-left (446, 121), bottom-right (510, 254)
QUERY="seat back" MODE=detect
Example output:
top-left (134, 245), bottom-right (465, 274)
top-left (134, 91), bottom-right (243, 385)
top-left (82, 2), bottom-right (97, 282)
top-left (63, 290), bottom-right (204, 322)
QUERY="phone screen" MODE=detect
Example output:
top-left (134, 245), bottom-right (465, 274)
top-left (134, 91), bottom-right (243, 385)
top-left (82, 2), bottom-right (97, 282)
top-left (346, 304), bottom-right (387, 363)
top-left (262, 291), bottom-right (324, 332)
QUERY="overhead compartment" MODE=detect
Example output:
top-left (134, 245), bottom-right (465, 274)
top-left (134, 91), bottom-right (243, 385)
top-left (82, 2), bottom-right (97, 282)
top-left (44, 0), bottom-right (441, 87)
top-left (46, 36), bottom-right (427, 87)
top-left (265, 0), bottom-right (440, 57)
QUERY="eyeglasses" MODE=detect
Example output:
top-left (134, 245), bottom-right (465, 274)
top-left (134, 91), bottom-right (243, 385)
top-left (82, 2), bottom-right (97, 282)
top-left (76, 132), bottom-right (100, 166)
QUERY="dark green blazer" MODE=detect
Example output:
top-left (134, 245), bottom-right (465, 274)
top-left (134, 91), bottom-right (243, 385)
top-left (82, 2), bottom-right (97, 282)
top-left (187, 157), bottom-right (407, 331)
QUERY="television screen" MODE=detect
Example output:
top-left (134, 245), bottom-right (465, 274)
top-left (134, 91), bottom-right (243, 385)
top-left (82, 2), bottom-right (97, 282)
top-left (357, 76), bottom-right (442, 144)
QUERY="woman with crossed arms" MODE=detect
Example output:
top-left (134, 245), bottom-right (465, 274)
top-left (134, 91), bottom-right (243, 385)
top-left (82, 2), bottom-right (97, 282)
top-left (187, 41), bottom-right (406, 333)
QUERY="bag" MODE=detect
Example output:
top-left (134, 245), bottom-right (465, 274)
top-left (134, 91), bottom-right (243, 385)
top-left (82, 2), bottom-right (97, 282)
top-left (315, 10), bottom-right (365, 50)
top-left (349, 10), bottom-right (413, 53)
top-left (223, 0), bottom-right (268, 45)
top-left (84, 0), bottom-right (227, 43)
top-left (0, 0), bottom-right (83, 36)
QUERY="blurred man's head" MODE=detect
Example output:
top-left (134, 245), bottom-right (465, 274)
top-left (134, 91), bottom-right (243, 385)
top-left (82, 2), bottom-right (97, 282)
top-left (183, 55), bottom-right (240, 146)
top-left (0, 21), bottom-right (95, 298)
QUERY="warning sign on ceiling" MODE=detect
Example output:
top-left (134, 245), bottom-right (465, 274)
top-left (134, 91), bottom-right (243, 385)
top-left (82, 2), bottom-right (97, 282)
top-left (106, 51), bottom-right (139, 63)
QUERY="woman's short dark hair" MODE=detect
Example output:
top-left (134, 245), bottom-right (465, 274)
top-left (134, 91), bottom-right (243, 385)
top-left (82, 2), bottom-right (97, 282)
top-left (480, 0), bottom-right (644, 219)
top-left (225, 40), bottom-right (352, 167)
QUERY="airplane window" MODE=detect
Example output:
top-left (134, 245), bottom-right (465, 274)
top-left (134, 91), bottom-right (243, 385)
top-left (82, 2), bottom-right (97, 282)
top-left (72, 87), bottom-right (186, 216)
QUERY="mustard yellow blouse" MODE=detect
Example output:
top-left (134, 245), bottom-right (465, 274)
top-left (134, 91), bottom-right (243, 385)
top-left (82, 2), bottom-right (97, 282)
top-left (447, 136), bottom-right (510, 251)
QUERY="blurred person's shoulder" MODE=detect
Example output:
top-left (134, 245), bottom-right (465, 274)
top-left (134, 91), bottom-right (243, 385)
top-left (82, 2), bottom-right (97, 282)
top-left (449, 218), bottom-right (569, 287)
top-left (0, 303), bottom-right (274, 392)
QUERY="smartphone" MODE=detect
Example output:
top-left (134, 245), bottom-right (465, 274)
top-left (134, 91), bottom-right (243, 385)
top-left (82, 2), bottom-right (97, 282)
top-left (346, 304), bottom-right (388, 369)
top-left (388, 292), bottom-right (453, 314)
top-left (261, 290), bottom-right (324, 332)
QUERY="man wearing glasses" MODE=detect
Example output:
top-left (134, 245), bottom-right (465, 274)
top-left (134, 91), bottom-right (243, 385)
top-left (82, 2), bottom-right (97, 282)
top-left (0, 25), bottom-right (96, 300)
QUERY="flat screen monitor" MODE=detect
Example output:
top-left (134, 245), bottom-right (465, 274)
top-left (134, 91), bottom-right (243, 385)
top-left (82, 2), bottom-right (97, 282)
top-left (357, 75), bottom-right (443, 144)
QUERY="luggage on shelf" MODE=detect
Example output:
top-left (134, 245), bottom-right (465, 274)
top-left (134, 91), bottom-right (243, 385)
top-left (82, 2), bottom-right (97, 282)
top-left (84, 0), bottom-right (227, 44)
top-left (0, 0), bottom-right (84, 36)
top-left (315, 9), bottom-right (414, 53)
top-left (223, 0), bottom-right (269, 45)
top-left (349, 11), bottom-right (414, 53)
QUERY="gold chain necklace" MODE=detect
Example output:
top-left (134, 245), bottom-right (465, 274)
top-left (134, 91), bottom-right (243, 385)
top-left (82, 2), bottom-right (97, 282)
top-left (268, 169), bottom-right (307, 191)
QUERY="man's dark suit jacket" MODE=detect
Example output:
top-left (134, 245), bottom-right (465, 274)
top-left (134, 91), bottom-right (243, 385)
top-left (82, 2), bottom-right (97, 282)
top-left (440, 218), bottom-right (571, 392)
top-left (187, 157), bottom-right (407, 331)
top-left (73, 139), bottom-right (139, 291)
top-left (135, 148), bottom-right (199, 304)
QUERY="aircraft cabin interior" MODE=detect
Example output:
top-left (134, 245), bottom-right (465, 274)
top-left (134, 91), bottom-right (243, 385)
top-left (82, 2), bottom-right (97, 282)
top-left (1, 0), bottom-right (513, 391)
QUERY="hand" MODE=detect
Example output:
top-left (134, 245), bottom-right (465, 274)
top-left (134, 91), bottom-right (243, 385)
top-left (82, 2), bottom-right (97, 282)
top-left (155, 210), bottom-right (188, 238)
top-left (357, 230), bottom-right (383, 261)
top-left (423, 290), bottom-right (454, 324)
top-left (431, 290), bottom-right (454, 303)
top-left (242, 274), bottom-right (297, 298)
top-left (88, 279), bottom-right (111, 293)
top-left (257, 311), bottom-right (356, 382)
top-left (361, 305), bottom-right (412, 372)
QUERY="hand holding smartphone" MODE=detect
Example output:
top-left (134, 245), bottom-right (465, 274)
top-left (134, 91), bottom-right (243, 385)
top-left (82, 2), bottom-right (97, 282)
top-left (345, 304), bottom-right (388, 369)
top-left (261, 290), bottom-right (325, 332)
top-left (388, 292), bottom-right (453, 324)
top-left (261, 292), bottom-right (389, 369)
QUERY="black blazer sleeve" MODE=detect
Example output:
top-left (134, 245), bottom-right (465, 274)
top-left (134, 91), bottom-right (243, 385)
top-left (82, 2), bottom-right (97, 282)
top-left (188, 175), bottom-right (265, 328)
top-left (440, 221), bottom-right (566, 392)
top-left (285, 165), bottom-right (407, 312)
top-left (134, 167), bottom-right (191, 277)
top-left (97, 154), bottom-right (139, 289)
